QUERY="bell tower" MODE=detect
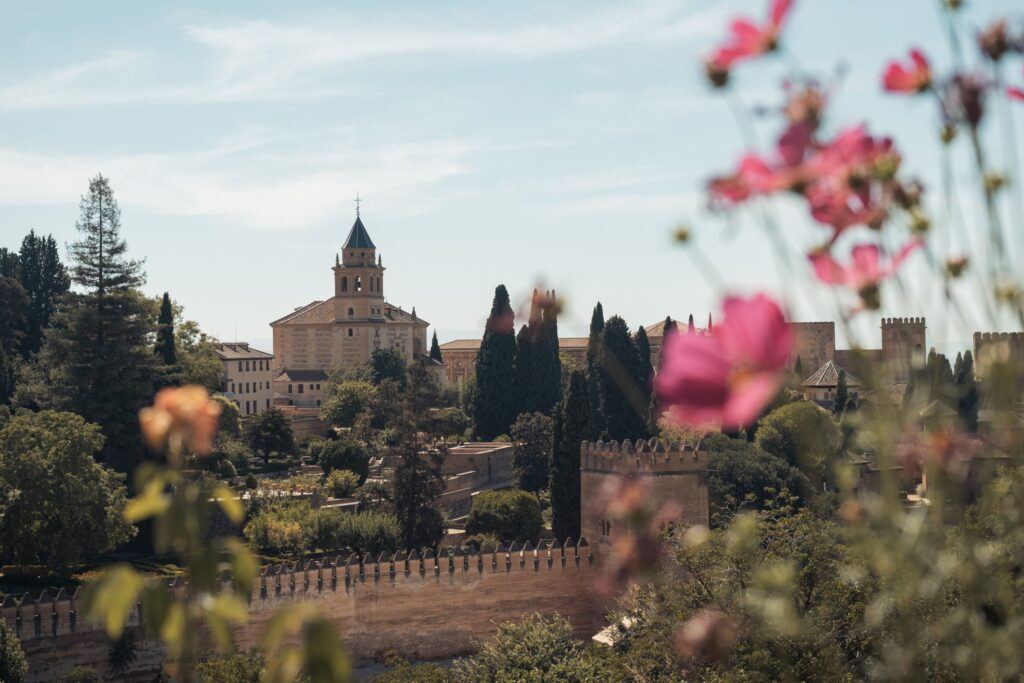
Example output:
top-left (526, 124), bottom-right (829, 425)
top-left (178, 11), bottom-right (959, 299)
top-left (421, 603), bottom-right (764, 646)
top-left (333, 209), bottom-right (385, 321)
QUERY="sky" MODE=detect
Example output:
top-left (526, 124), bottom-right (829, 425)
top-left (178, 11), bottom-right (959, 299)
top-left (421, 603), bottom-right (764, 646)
top-left (1, 0), bottom-right (1022, 357)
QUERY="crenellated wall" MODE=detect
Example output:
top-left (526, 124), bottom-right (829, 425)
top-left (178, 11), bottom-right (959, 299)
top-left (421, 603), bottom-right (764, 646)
top-left (881, 317), bottom-right (927, 384)
top-left (7, 541), bottom-right (605, 681)
top-left (786, 322), bottom-right (836, 375)
top-left (579, 439), bottom-right (709, 546)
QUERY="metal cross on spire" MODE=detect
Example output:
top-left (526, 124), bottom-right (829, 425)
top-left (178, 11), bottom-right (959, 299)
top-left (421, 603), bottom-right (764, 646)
top-left (355, 192), bottom-right (361, 217)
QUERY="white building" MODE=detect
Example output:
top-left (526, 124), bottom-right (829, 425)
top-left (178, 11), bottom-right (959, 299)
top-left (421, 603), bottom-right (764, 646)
top-left (214, 342), bottom-right (275, 417)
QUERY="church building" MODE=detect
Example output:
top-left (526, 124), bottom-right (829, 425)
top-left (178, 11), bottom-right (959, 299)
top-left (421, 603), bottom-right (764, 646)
top-left (270, 211), bottom-right (430, 409)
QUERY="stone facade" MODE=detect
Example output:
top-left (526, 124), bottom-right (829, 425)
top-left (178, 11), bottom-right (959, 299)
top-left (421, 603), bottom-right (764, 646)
top-left (973, 331), bottom-right (1024, 379)
top-left (271, 213), bottom-right (430, 404)
top-left (213, 342), bottom-right (274, 417)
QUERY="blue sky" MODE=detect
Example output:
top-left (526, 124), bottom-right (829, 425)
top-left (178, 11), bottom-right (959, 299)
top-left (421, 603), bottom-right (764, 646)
top-left (1, 0), bottom-right (1021, 356)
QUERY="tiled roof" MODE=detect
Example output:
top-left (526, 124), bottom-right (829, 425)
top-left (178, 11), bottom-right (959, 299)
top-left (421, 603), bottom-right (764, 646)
top-left (644, 317), bottom-right (704, 338)
top-left (270, 300), bottom-right (327, 325)
top-left (342, 215), bottom-right (376, 249)
top-left (212, 343), bottom-right (273, 360)
top-left (274, 368), bottom-right (329, 382)
top-left (803, 360), bottom-right (861, 388)
top-left (439, 339), bottom-right (481, 351)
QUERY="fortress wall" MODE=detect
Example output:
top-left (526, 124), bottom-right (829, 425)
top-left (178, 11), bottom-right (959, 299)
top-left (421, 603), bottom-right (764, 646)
top-left (9, 542), bottom-right (605, 682)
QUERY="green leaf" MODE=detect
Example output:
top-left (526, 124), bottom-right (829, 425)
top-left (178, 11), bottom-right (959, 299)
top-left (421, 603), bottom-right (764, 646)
top-left (160, 602), bottom-right (186, 657)
top-left (124, 478), bottom-right (170, 522)
top-left (205, 593), bottom-right (248, 651)
top-left (82, 564), bottom-right (144, 640)
top-left (213, 484), bottom-right (244, 524)
top-left (225, 538), bottom-right (258, 595)
top-left (301, 616), bottom-right (352, 683)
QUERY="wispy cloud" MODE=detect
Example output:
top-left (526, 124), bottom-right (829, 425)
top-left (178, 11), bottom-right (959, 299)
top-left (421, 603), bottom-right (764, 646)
top-left (0, 134), bottom-right (476, 229)
top-left (0, 1), bottom-right (727, 110)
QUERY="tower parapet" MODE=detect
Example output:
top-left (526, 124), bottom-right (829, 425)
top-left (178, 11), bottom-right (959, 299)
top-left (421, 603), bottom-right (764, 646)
top-left (881, 317), bottom-right (926, 384)
top-left (973, 331), bottom-right (1024, 378)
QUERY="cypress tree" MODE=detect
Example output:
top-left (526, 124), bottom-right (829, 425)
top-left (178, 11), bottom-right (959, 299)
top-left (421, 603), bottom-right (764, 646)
top-left (531, 289), bottom-right (562, 416)
top-left (155, 292), bottom-right (177, 366)
top-left (551, 370), bottom-right (588, 541)
top-left (16, 231), bottom-right (69, 358)
top-left (599, 315), bottom-right (648, 441)
top-left (955, 350), bottom-right (979, 431)
top-left (794, 355), bottom-right (804, 379)
top-left (514, 323), bottom-right (535, 415)
top-left (429, 331), bottom-right (443, 363)
top-left (585, 302), bottom-right (605, 440)
top-left (0, 249), bottom-right (17, 279)
top-left (473, 285), bottom-right (518, 440)
top-left (0, 345), bottom-right (16, 406)
top-left (649, 317), bottom-right (678, 431)
top-left (634, 325), bottom-right (654, 430)
top-left (35, 175), bottom-right (157, 472)
top-left (833, 370), bottom-right (848, 416)
top-left (687, 314), bottom-right (695, 335)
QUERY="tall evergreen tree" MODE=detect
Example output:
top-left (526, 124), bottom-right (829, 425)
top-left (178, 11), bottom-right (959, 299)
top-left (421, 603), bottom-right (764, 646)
top-left (0, 279), bottom-right (27, 405)
top-left (551, 370), bottom-right (588, 541)
top-left (155, 292), bottom-right (177, 366)
top-left (649, 317), bottom-right (678, 431)
top-left (530, 289), bottom-right (562, 416)
top-left (687, 314), bottom-right (695, 335)
top-left (585, 302), bottom-right (605, 440)
top-left (393, 445), bottom-right (446, 549)
top-left (0, 249), bottom-right (17, 278)
top-left (599, 316), bottom-right (649, 441)
top-left (429, 331), bottom-right (443, 363)
top-left (16, 231), bottom-right (69, 357)
top-left (955, 350), bottom-right (979, 432)
top-left (34, 175), bottom-right (157, 472)
top-left (833, 370), bottom-right (848, 416)
top-left (514, 324), bottom-right (536, 415)
top-left (633, 325), bottom-right (654, 430)
top-left (473, 285), bottom-right (518, 440)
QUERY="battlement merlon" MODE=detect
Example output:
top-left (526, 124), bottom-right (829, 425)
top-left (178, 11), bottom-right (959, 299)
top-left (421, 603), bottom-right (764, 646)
top-left (579, 439), bottom-right (707, 474)
top-left (881, 316), bottom-right (926, 326)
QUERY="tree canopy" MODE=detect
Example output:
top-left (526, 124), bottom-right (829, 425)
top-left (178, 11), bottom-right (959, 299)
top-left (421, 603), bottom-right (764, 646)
top-left (0, 411), bottom-right (134, 570)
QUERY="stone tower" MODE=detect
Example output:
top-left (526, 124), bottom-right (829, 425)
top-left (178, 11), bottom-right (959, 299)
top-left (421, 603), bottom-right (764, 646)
top-left (881, 317), bottom-right (926, 384)
top-left (579, 439), bottom-right (709, 546)
top-left (333, 214), bottom-right (386, 322)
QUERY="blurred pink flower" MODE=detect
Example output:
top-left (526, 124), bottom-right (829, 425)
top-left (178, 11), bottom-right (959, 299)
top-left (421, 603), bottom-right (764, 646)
top-left (882, 48), bottom-right (932, 93)
top-left (807, 186), bottom-right (887, 236)
top-left (809, 240), bottom-right (923, 290)
top-left (656, 294), bottom-right (792, 428)
top-left (811, 125), bottom-right (900, 184)
top-left (706, 0), bottom-right (795, 71)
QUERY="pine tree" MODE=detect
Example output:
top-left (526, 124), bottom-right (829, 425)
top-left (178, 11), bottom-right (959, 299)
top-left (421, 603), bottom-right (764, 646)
top-left (35, 175), bottom-right (157, 472)
top-left (0, 345), bottom-right (16, 407)
top-left (551, 370), bottom-right (588, 541)
top-left (955, 350), bottom-right (979, 432)
top-left (429, 331), bottom-right (443, 363)
top-left (0, 249), bottom-right (17, 279)
top-left (473, 285), bottom-right (518, 440)
top-left (599, 315), bottom-right (648, 441)
top-left (633, 325), bottom-right (654, 429)
top-left (155, 292), bottom-right (177, 366)
top-left (585, 302), bottom-right (605, 440)
top-left (16, 231), bottom-right (69, 358)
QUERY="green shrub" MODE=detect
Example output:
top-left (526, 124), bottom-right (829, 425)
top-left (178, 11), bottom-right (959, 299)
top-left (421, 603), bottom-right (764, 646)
top-left (326, 469), bottom-right (361, 498)
top-left (0, 620), bottom-right (26, 683)
top-left (244, 473), bottom-right (258, 490)
top-left (320, 440), bottom-right (370, 484)
top-left (313, 510), bottom-right (400, 555)
top-left (244, 502), bottom-right (316, 555)
top-left (218, 459), bottom-right (238, 479)
top-left (493, 434), bottom-right (511, 443)
top-left (57, 667), bottom-right (102, 683)
top-left (245, 503), bottom-right (399, 556)
top-left (465, 490), bottom-right (542, 542)
top-left (194, 650), bottom-right (264, 682)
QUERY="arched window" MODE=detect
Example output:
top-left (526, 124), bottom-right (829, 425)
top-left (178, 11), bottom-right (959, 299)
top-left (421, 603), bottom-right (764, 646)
top-left (355, 276), bottom-right (362, 292)
top-left (348, 328), bottom-right (354, 337)
top-left (348, 307), bottom-right (354, 318)
top-left (341, 276), bottom-right (348, 292)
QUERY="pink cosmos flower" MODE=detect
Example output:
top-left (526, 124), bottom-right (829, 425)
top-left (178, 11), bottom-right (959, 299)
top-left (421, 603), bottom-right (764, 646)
top-left (883, 49), bottom-right (932, 94)
top-left (656, 294), bottom-right (792, 429)
top-left (1010, 70), bottom-right (1024, 101)
top-left (706, 0), bottom-right (795, 71)
top-left (807, 186), bottom-right (887, 237)
top-left (811, 125), bottom-right (899, 185)
top-left (809, 240), bottom-right (923, 291)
